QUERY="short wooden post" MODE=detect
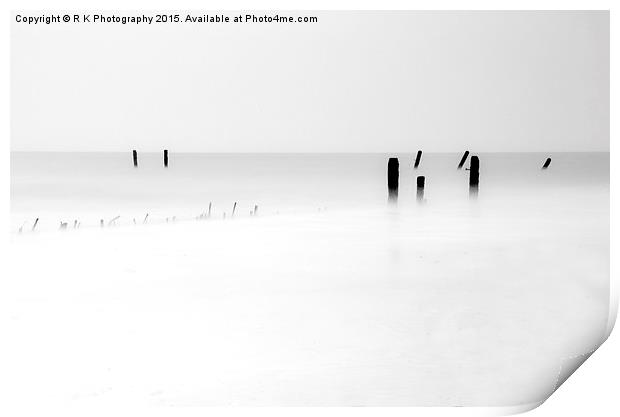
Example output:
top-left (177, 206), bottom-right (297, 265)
top-left (232, 202), bottom-right (237, 217)
top-left (414, 150), bottom-right (422, 168)
top-left (163, 149), bottom-right (169, 167)
top-left (542, 158), bottom-right (551, 169)
top-left (32, 218), bottom-right (39, 231)
top-left (458, 151), bottom-right (469, 169)
top-left (416, 176), bottom-right (425, 201)
top-left (387, 158), bottom-right (399, 201)
top-left (133, 150), bottom-right (138, 167)
top-left (254, 204), bottom-right (258, 216)
top-left (469, 155), bottom-right (479, 197)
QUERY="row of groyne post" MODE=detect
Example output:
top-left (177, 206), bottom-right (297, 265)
top-left (387, 152), bottom-right (552, 202)
top-left (132, 150), bottom-right (169, 167)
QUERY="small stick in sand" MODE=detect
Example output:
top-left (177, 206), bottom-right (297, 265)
top-left (458, 151), bottom-right (470, 169)
top-left (232, 202), bottom-right (237, 217)
top-left (542, 158), bottom-right (552, 169)
top-left (414, 150), bottom-right (422, 168)
top-left (100, 219), bottom-right (104, 227)
top-left (143, 213), bottom-right (149, 224)
top-left (73, 220), bottom-right (78, 229)
top-left (32, 218), bottom-right (39, 232)
top-left (254, 205), bottom-right (258, 216)
top-left (208, 202), bottom-right (212, 218)
top-left (108, 216), bottom-right (120, 226)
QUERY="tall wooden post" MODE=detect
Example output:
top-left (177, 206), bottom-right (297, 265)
top-left (469, 155), bottom-right (479, 197)
top-left (164, 150), bottom-right (169, 167)
top-left (133, 150), bottom-right (138, 167)
top-left (387, 158), bottom-right (399, 202)
top-left (416, 176), bottom-right (425, 201)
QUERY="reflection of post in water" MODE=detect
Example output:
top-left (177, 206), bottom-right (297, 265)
top-left (416, 176), bottom-right (425, 202)
top-left (458, 151), bottom-right (469, 169)
top-left (414, 150), bottom-right (422, 168)
top-left (469, 155), bottom-right (479, 197)
top-left (542, 157), bottom-right (551, 169)
top-left (387, 157), bottom-right (399, 202)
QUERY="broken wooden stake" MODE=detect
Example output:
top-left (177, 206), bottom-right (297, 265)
top-left (414, 150), bottom-right (422, 168)
top-left (458, 151), bottom-right (470, 169)
top-left (542, 158), bottom-right (552, 169)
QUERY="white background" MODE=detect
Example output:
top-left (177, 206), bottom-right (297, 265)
top-left (1, 1), bottom-right (617, 416)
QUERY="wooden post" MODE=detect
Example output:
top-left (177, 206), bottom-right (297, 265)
top-left (254, 205), bottom-right (258, 216)
top-left (133, 150), bottom-right (138, 167)
top-left (163, 149), bottom-right (168, 167)
top-left (232, 202), bottom-right (237, 217)
top-left (542, 158), bottom-right (551, 169)
top-left (469, 155), bottom-right (479, 197)
top-left (458, 151), bottom-right (470, 169)
top-left (414, 150), bottom-right (422, 168)
top-left (387, 158), bottom-right (399, 201)
top-left (32, 218), bottom-right (39, 231)
top-left (416, 176), bottom-right (425, 201)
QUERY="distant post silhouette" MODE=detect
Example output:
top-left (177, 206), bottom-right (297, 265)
top-left (163, 150), bottom-right (169, 167)
top-left (416, 176), bottom-right (425, 201)
top-left (469, 156), bottom-right (480, 197)
top-left (542, 158), bottom-right (551, 169)
top-left (387, 158), bottom-right (399, 202)
top-left (414, 150), bottom-right (422, 168)
top-left (458, 151), bottom-right (470, 169)
top-left (133, 150), bottom-right (138, 167)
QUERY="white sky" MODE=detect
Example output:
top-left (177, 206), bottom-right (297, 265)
top-left (11, 11), bottom-right (609, 152)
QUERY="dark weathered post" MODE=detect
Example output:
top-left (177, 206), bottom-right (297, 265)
top-left (542, 158), bottom-right (551, 169)
top-left (469, 155), bottom-right (480, 197)
top-left (133, 150), bottom-right (138, 167)
top-left (163, 149), bottom-right (169, 167)
top-left (414, 150), bottom-right (422, 168)
top-left (416, 176), bottom-right (425, 201)
top-left (387, 158), bottom-right (399, 202)
top-left (458, 151), bottom-right (470, 169)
